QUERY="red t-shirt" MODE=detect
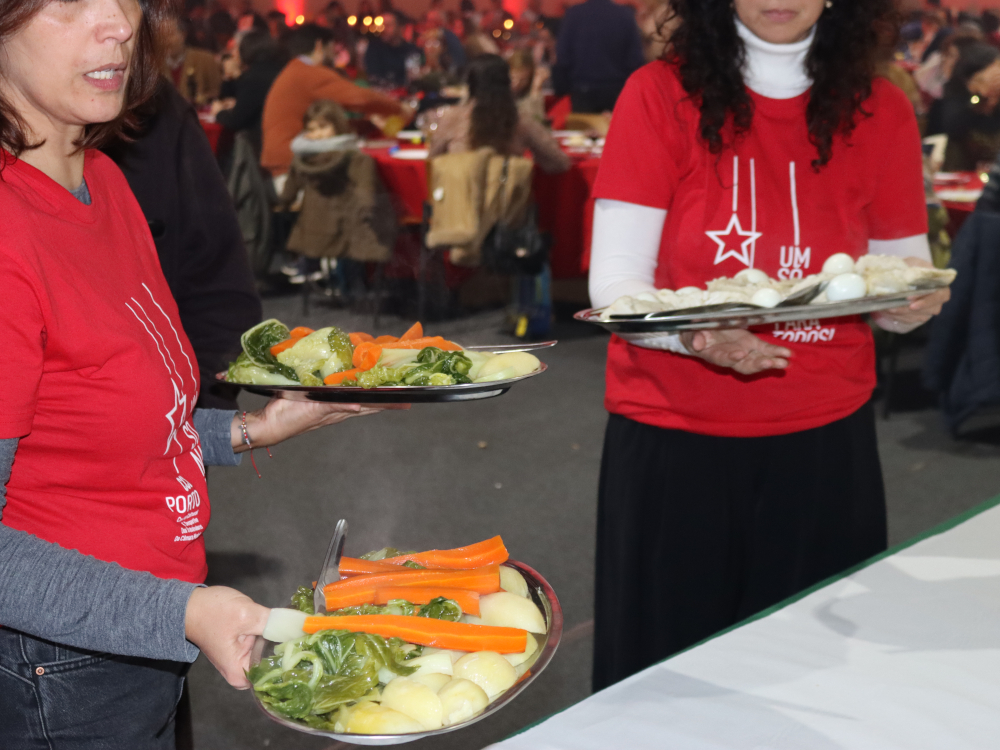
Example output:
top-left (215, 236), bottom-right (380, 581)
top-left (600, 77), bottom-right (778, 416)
top-left (0, 151), bottom-right (210, 583)
top-left (593, 62), bottom-right (928, 437)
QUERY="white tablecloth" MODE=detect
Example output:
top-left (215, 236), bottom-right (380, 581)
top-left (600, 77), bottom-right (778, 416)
top-left (491, 499), bottom-right (1000, 750)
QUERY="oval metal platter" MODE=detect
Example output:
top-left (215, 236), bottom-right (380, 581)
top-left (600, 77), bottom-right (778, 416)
top-left (249, 560), bottom-right (563, 745)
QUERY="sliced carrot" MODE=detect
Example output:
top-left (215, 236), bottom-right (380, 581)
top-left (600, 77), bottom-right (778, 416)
top-left (382, 536), bottom-right (509, 569)
top-left (339, 557), bottom-right (404, 576)
top-left (375, 586), bottom-right (481, 616)
top-left (373, 335), bottom-right (399, 344)
top-left (399, 322), bottom-right (424, 341)
top-left (352, 341), bottom-right (383, 371)
top-left (326, 589), bottom-right (378, 611)
top-left (302, 614), bottom-right (527, 653)
top-left (513, 669), bottom-right (532, 687)
top-left (289, 326), bottom-right (315, 339)
top-left (381, 336), bottom-right (462, 352)
top-left (323, 565), bottom-right (501, 609)
top-left (350, 332), bottom-right (375, 346)
top-left (269, 338), bottom-right (297, 356)
top-left (324, 368), bottom-right (361, 385)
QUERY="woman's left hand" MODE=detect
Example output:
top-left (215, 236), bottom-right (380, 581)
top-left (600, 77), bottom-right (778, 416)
top-left (877, 257), bottom-right (951, 328)
top-left (232, 399), bottom-right (409, 452)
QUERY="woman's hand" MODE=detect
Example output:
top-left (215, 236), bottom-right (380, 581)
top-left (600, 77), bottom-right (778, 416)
top-left (185, 586), bottom-right (270, 689)
top-left (209, 98), bottom-right (236, 117)
top-left (231, 399), bottom-right (409, 452)
top-left (877, 257), bottom-right (951, 329)
top-left (679, 329), bottom-right (791, 375)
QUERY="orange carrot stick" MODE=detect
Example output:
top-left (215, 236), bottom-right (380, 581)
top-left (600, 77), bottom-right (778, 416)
top-left (399, 322), bottom-right (424, 341)
top-left (289, 326), bottom-right (315, 339)
top-left (374, 586), bottom-right (481, 616)
top-left (373, 335), bottom-right (399, 344)
top-left (323, 565), bottom-right (501, 608)
top-left (302, 614), bottom-right (527, 653)
top-left (350, 332), bottom-right (375, 346)
top-left (381, 336), bottom-right (462, 352)
top-left (270, 338), bottom-right (297, 356)
top-left (339, 557), bottom-right (404, 576)
top-left (352, 341), bottom-right (383, 371)
top-left (382, 537), bottom-right (509, 569)
top-left (325, 589), bottom-right (378, 611)
top-left (324, 368), bottom-right (361, 385)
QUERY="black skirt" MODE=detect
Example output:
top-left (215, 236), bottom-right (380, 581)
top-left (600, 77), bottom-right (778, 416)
top-left (592, 402), bottom-right (887, 691)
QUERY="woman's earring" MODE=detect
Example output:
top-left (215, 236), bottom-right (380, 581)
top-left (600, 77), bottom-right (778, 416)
top-left (825, 0), bottom-right (832, 7)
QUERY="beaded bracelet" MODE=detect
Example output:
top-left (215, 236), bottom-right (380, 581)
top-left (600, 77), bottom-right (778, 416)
top-left (241, 411), bottom-right (272, 478)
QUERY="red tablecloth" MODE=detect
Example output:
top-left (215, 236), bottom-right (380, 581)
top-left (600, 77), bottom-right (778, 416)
top-left (200, 119), bottom-right (223, 155)
top-left (365, 147), bottom-right (599, 279)
top-left (936, 172), bottom-right (983, 239)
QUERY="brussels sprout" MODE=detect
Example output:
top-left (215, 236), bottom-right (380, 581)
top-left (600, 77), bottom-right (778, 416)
top-left (277, 328), bottom-right (338, 383)
top-left (416, 597), bottom-right (463, 622)
top-left (227, 352), bottom-right (299, 385)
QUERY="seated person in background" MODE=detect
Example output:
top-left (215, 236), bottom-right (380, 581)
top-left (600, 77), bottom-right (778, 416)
top-left (430, 54), bottom-right (570, 174)
top-left (926, 42), bottom-right (1000, 171)
top-left (212, 30), bottom-right (288, 154)
top-left (164, 15), bottom-right (222, 105)
top-left (278, 101), bottom-right (396, 290)
top-left (424, 9), bottom-right (468, 76)
top-left (364, 12), bottom-right (423, 88)
top-left (915, 28), bottom-right (982, 101)
top-left (509, 48), bottom-right (548, 125)
top-left (261, 24), bottom-right (412, 181)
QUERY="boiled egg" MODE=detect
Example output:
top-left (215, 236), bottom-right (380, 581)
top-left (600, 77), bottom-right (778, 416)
top-left (825, 273), bottom-right (867, 302)
top-left (822, 253), bottom-right (855, 276)
top-left (751, 288), bottom-right (782, 308)
top-left (735, 268), bottom-right (770, 285)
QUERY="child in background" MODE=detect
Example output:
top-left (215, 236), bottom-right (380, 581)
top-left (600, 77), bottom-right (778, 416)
top-left (280, 100), bottom-right (396, 296)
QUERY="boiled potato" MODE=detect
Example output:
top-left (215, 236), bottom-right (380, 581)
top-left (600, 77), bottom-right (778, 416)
top-left (343, 702), bottom-right (424, 734)
top-left (474, 352), bottom-right (540, 381)
top-left (405, 651), bottom-right (454, 676)
top-left (503, 633), bottom-right (539, 668)
top-left (499, 567), bottom-right (529, 598)
top-left (380, 677), bottom-right (443, 730)
top-left (479, 592), bottom-right (547, 634)
top-left (453, 651), bottom-right (517, 698)
top-left (437, 678), bottom-right (490, 727)
top-left (462, 614), bottom-right (484, 626)
top-left (420, 647), bottom-right (466, 664)
top-left (412, 672), bottom-right (451, 692)
top-left (261, 608), bottom-right (307, 643)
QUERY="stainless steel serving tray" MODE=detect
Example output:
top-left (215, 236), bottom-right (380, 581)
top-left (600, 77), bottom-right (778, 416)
top-left (576, 289), bottom-right (939, 334)
top-left (221, 364), bottom-right (547, 403)
top-left (249, 560), bottom-right (563, 745)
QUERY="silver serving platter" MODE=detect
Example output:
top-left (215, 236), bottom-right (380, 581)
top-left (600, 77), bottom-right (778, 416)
top-left (222, 364), bottom-right (547, 403)
top-left (576, 288), bottom-right (941, 334)
top-left (249, 560), bottom-right (563, 745)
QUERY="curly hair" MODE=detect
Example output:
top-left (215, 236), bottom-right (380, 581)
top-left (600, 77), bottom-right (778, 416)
top-left (664, 0), bottom-right (898, 169)
top-left (0, 0), bottom-right (172, 157)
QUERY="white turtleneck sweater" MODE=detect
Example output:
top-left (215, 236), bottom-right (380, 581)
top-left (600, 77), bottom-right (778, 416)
top-left (589, 22), bottom-right (931, 348)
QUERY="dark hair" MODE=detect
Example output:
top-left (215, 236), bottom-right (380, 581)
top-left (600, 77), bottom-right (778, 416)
top-left (664, 0), bottom-right (898, 169)
top-left (947, 41), bottom-right (1000, 96)
top-left (0, 0), bottom-right (170, 157)
top-left (304, 99), bottom-right (350, 134)
top-left (284, 23), bottom-right (332, 57)
top-left (239, 29), bottom-right (287, 66)
top-left (466, 54), bottom-right (518, 152)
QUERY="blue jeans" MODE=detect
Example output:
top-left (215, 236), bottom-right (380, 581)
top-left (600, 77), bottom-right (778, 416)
top-left (0, 627), bottom-right (187, 749)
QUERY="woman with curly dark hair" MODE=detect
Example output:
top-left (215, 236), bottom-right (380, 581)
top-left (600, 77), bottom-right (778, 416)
top-left (0, 1), bottom-right (391, 745)
top-left (588, 0), bottom-right (951, 690)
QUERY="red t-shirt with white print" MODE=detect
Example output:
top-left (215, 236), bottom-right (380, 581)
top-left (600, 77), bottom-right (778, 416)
top-left (593, 62), bottom-right (928, 437)
top-left (0, 151), bottom-right (210, 583)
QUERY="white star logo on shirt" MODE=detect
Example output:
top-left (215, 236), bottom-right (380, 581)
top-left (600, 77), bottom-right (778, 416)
top-left (706, 214), bottom-right (762, 268)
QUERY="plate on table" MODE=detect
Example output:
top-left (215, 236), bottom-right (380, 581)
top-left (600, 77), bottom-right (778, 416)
top-left (390, 148), bottom-right (429, 160)
top-left (935, 188), bottom-right (982, 203)
top-left (551, 130), bottom-right (585, 138)
top-left (575, 289), bottom-right (943, 334)
top-left (220, 365), bottom-right (547, 403)
top-left (249, 560), bottom-right (563, 745)
top-left (933, 171), bottom-right (968, 186)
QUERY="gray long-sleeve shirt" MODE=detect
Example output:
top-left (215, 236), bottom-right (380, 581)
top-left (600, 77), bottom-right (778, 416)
top-left (0, 408), bottom-right (240, 662)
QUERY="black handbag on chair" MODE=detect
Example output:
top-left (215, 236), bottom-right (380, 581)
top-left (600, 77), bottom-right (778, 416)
top-left (481, 158), bottom-right (550, 276)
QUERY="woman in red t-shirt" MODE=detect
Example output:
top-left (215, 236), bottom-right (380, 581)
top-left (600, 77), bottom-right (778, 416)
top-left (588, 0), bottom-right (952, 689)
top-left (0, 1), bottom-right (397, 745)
